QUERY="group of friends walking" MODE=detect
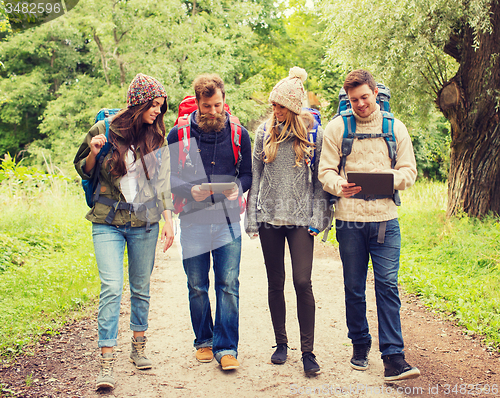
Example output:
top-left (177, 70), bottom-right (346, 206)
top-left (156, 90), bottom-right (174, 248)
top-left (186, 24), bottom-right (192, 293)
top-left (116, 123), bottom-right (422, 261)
top-left (74, 67), bottom-right (421, 390)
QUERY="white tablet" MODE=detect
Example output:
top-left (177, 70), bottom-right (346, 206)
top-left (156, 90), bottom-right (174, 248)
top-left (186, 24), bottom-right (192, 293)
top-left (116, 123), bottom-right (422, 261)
top-left (200, 182), bottom-right (238, 194)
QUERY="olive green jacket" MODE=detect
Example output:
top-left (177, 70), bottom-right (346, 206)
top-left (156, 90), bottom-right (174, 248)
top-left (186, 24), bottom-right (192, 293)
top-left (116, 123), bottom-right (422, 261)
top-left (74, 121), bottom-right (174, 227)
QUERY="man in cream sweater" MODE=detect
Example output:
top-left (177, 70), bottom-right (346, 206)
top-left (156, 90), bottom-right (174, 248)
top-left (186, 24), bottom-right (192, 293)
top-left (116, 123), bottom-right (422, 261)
top-left (318, 69), bottom-right (420, 381)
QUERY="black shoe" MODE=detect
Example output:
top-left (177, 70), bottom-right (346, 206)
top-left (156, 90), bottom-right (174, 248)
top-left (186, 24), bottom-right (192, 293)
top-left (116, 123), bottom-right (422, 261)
top-left (302, 352), bottom-right (320, 375)
top-left (350, 340), bottom-right (371, 371)
top-left (271, 344), bottom-right (288, 364)
top-left (382, 353), bottom-right (421, 381)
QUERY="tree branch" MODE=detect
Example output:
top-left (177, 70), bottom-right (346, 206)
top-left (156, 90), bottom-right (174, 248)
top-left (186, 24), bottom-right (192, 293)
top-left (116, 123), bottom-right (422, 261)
top-left (93, 30), bottom-right (110, 86)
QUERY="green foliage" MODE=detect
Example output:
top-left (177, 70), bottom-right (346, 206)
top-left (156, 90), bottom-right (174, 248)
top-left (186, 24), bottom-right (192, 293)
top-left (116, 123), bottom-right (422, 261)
top-left (410, 116), bottom-right (451, 181)
top-left (0, 153), bottom-right (71, 195)
top-left (254, 0), bottom-right (325, 91)
top-left (0, 1), bottom-right (13, 39)
top-left (0, 0), bottom-right (271, 164)
top-left (319, 0), bottom-right (461, 129)
top-left (31, 75), bottom-right (124, 168)
top-left (0, 157), bottom-right (99, 356)
top-left (0, 16), bottom-right (93, 157)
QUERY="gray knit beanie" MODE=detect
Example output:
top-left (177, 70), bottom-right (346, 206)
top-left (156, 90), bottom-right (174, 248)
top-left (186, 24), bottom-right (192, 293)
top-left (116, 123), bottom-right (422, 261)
top-left (268, 67), bottom-right (307, 114)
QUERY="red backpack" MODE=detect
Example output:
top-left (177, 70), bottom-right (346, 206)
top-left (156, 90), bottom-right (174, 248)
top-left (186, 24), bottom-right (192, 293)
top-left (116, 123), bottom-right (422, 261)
top-left (173, 96), bottom-right (245, 214)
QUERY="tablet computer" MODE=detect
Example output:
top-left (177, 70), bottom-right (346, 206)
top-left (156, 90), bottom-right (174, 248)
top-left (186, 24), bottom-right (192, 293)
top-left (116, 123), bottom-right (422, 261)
top-left (200, 182), bottom-right (238, 194)
top-left (347, 172), bottom-right (394, 196)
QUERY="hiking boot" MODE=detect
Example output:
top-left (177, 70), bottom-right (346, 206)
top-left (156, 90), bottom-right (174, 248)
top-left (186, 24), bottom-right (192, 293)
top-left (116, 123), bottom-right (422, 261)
top-left (271, 344), bottom-right (288, 364)
top-left (196, 347), bottom-right (214, 363)
top-left (129, 336), bottom-right (152, 370)
top-left (96, 352), bottom-right (115, 390)
top-left (302, 352), bottom-right (320, 375)
top-left (220, 355), bottom-right (240, 370)
top-left (382, 353), bottom-right (421, 381)
top-left (350, 340), bottom-right (371, 371)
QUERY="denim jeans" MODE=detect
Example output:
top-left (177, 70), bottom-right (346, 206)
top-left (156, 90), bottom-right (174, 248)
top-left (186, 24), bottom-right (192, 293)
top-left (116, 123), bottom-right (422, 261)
top-left (180, 219), bottom-right (241, 362)
top-left (92, 222), bottom-right (159, 348)
top-left (336, 219), bottom-right (404, 356)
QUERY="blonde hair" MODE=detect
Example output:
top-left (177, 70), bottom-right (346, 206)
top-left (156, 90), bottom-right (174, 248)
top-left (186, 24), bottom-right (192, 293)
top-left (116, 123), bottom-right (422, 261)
top-left (262, 110), bottom-right (315, 166)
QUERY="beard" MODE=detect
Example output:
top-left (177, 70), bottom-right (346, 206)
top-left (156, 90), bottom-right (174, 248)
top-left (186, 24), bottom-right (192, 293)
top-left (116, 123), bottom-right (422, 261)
top-left (197, 111), bottom-right (227, 133)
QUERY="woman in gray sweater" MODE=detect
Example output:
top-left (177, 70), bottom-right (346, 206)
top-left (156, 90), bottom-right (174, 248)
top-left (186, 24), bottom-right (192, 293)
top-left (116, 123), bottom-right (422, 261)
top-left (245, 67), bottom-right (331, 375)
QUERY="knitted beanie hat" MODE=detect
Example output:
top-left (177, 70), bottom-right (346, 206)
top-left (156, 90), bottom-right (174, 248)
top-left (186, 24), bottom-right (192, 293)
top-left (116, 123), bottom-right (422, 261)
top-left (268, 67), bottom-right (307, 114)
top-left (126, 73), bottom-right (168, 108)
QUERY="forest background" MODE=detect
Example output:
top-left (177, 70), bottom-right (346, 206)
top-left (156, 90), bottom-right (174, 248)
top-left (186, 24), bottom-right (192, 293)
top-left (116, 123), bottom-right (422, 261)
top-left (0, 0), bottom-right (499, 366)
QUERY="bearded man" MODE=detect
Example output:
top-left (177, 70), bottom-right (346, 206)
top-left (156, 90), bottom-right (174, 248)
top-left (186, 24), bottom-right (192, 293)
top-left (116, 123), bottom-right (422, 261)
top-left (167, 74), bottom-right (252, 371)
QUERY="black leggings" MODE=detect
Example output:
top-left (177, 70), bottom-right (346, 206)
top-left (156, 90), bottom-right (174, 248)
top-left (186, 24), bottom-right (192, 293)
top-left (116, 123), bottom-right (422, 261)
top-left (259, 223), bottom-right (315, 353)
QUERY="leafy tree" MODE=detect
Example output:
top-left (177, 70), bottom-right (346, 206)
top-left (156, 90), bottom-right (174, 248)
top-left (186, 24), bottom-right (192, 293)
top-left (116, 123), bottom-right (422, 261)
top-left (0, 19), bottom-right (92, 158)
top-left (320, 0), bottom-right (500, 217)
top-left (1, 0), bottom-right (269, 168)
top-left (251, 0), bottom-right (326, 91)
top-left (0, 1), bottom-right (12, 40)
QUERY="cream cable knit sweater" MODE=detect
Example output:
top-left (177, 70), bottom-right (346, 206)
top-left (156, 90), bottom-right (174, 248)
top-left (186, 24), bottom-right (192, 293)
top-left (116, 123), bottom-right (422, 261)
top-left (318, 105), bottom-right (417, 222)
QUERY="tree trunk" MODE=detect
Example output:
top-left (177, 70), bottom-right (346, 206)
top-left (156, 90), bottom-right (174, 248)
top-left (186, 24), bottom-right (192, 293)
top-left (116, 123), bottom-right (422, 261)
top-left (93, 31), bottom-right (110, 86)
top-left (439, 1), bottom-right (500, 217)
top-left (113, 28), bottom-right (128, 87)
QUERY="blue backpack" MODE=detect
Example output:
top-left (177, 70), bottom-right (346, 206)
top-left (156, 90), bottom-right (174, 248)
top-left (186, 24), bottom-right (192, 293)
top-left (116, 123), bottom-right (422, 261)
top-left (303, 107), bottom-right (321, 170)
top-left (337, 83), bottom-right (391, 114)
top-left (82, 108), bottom-right (121, 207)
top-left (333, 83), bottom-right (401, 206)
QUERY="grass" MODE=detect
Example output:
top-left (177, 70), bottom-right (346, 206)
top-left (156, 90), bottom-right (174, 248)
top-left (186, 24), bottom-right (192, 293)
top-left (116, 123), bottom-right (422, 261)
top-left (397, 180), bottom-right (500, 349)
top-left (326, 180), bottom-right (500, 350)
top-left (0, 174), bottom-right (100, 357)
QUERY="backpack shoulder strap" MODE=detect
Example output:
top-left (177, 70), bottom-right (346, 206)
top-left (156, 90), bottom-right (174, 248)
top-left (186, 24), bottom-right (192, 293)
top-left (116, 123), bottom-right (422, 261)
top-left (306, 123), bottom-right (319, 170)
top-left (91, 117), bottom-right (114, 205)
top-left (339, 109), bottom-right (356, 174)
top-left (381, 111), bottom-right (401, 205)
top-left (177, 113), bottom-right (192, 172)
top-left (381, 111), bottom-right (397, 168)
top-left (229, 114), bottom-right (242, 175)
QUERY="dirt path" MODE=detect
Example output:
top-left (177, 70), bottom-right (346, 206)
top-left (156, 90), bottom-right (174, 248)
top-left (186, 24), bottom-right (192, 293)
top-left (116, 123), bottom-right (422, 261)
top-left (1, 226), bottom-right (499, 397)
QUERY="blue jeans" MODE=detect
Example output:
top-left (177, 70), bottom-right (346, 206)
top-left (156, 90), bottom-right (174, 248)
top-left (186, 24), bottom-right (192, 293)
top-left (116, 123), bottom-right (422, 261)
top-left (180, 219), bottom-right (241, 362)
top-left (92, 222), bottom-right (159, 348)
top-left (336, 219), bottom-right (404, 356)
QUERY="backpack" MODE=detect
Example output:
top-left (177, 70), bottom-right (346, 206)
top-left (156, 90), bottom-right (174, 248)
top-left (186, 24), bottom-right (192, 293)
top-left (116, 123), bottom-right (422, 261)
top-left (172, 96), bottom-right (244, 214)
top-left (337, 83), bottom-right (391, 114)
top-left (82, 108), bottom-right (121, 208)
top-left (333, 83), bottom-right (401, 206)
top-left (81, 108), bottom-right (160, 231)
top-left (175, 95), bottom-right (231, 126)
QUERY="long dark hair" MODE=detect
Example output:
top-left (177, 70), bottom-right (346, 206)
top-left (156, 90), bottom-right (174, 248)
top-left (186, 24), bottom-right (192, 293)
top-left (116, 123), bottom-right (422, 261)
top-left (107, 99), bottom-right (168, 177)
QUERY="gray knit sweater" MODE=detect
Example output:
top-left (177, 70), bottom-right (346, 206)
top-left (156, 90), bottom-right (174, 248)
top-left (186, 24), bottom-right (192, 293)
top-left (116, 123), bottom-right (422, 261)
top-left (245, 122), bottom-right (332, 234)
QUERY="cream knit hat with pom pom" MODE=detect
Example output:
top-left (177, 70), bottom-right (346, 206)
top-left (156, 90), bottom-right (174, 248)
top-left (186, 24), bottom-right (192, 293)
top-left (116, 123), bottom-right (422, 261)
top-left (269, 67), bottom-right (307, 114)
